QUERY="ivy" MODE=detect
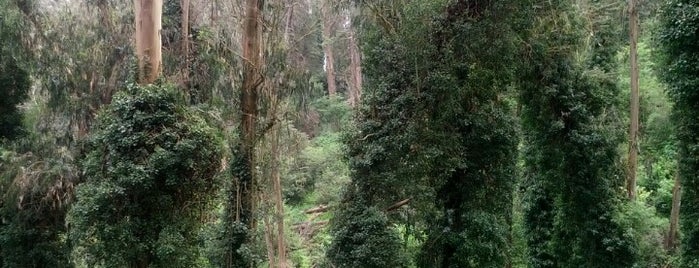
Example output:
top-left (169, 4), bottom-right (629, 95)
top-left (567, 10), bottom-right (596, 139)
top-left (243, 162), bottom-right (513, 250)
top-left (520, 1), bottom-right (634, 267)
top-left (657, 1), bottom-right (699, 266)
top-left (67, 84), bottom-right (222, 267)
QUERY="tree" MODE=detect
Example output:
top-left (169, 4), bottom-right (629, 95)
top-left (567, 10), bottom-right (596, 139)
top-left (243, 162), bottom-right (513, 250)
top-left (328, 1), bottom-right (435, 266)
top-left (329, 1), bottom-right (522, 267)
top-left (321, 0), bottom-right (338, 96)
top-left (520, 0), bottom-right (634, 267)
top-left (68, 85), bottom-right (222, 268)
top-left (134, 0), bottom-right (163, 84)
top-left (628, 0), bottom-right (640, 200)
top-left (657, 0), bottom-right (699, 266)
top-left (224, 0), bottom-right (264, 266)
top-left (346, 11), bottom-right (362, 107)
top-left (417, 1), bottom-right (521, 266)
top-left (0, 0), bottom-right (30, 141)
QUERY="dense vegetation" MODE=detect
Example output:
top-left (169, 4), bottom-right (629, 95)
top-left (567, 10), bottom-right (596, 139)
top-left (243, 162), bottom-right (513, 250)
top-left (657, 0), bottom-right (699, 266)
top-left (0, 0), bottom-right (695, 267)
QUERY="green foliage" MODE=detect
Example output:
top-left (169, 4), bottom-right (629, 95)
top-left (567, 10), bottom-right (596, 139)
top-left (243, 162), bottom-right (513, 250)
top-left (657, 1), bottom-right (699, 266)
top-left (331, 1), bottom-right (522, 267)
top-left (327, 197), bottom-right (408, 268)
top-left (67, 84), bottom-right (222, 267)
top-left (0, 54), bottom-right (30, 141)
top-left (520, 1), bottom-right (634, 267)
top-left (616, 193), bottom-right (672, 268)
top-left (312, 96), bottom-right (353, 134)
top-left (0, 1), bottom-right (31, 141)
top-left (0, 141), bottom-right (75, 268)
top-left (284, 132), bottom-right (350, 205)
top-left (417, 1), bottom-right (522, 266)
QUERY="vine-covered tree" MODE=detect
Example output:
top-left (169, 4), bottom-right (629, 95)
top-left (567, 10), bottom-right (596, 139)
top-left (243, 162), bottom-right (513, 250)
top-left (417, 1), bottom-right (522, 266)
top-left (329, 1), bottom-right (522, 267)
top-left (657, 1), bottom-right (699, 266)
top-left (68, 86), bottom-right (222, 267)
top-left (520, 0), bottom-right (634, 267)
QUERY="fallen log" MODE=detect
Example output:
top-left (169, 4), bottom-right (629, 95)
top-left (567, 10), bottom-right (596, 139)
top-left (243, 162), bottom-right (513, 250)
top-left (385, 198), bottom-right (411, 212)
top-left (304, 204), bottom-right (330, 214)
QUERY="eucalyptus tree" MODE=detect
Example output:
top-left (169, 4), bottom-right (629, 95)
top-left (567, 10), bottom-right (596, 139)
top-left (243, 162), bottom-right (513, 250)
top-left (68, 1), bottom-right (225, 267)
top-left (520, 0), bottom-right (633, 267)
top-left (657, 1), bottom-right (699, 266)
top-left (134, 0), bottom-right (163, 84)
top-left (320, 0), bottom-right (338, 96)
top-left (329, 0), bottom-right (524, 266)
top-left (628, 0), bottom-right (640, 200)
top-left (68, 85), bottom-right (223, 268)
top-left (416, 0), bottom-right (523, 266)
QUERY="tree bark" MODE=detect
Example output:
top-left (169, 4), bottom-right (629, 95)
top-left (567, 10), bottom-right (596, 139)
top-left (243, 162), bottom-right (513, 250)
top-left (180, 0), bottom-right (190, 89)
top-left (271, 124), bottom-right (287, 268)
top-left (627, 0), bottom-right (639, 200)
top-left (229, 0), bottom-right (263, 265)
top-left (347, 15), bottom-right (362, 107)
top-left (321, 0), bottom-right (337, 96)
top-left (134, 0), bottom-right (163, 84)
top-left (263, 217), bottom-right (276, 267)
top-left (283, 0), bottom-right (294, 44)
top-left (667, 171), bottom-right (682, 251)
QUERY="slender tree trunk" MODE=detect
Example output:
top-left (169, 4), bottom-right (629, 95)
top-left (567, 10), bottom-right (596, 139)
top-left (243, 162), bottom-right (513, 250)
top-left (321, 0), bottom-right (337, 96)
top-left (181, 0), bottom-right (190, 89)
top-left (667, 171), bottom-right (682, 251)
top-left (242, 0), bottom-right (262, 153)
top-left (134, 0), bottom-right (163, 84)
top-left (263, 217), bottom-right (276, 266)
top-left (347, 21), bottom-right (362, 107)
top-left (627, 0), bottom-right (639, 200)
top-left (227, 0), bottom-right (263, 266)
top-left (283, 0), bottom-right (294, 44)
top-left (239, 0), bottom-right (262, 224)
top-left (271, 124), bottom-right (287, 268)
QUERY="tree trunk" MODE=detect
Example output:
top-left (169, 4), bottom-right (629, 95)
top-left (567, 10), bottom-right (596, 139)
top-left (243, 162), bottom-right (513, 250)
top-left (181, 0), bottom-right (190, 89)
top-left (134, 0), bottom-right (163, 84)
top-left (227, 0), bottom-right (263, 266)
top-left (263, 217), bottom-right (276, 267)
top-left (667, 171), bottom-right (682, 251)
top-left (271, 124), bottom-right (287, 268)
top-left (627, 0), bottom-right (639, 200)
top-left (283, 0), bottom-right (294, 44)
top-left (321, 0), bottom-right (337, 96)
top-left (347, 21), bottom-right (362, 107)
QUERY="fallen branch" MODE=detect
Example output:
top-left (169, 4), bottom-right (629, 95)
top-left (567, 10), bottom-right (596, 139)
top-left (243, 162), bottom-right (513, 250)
top-left (385, 198), bottom-right (411, 212)
top-left (304, 204), bottom-right (330, 214)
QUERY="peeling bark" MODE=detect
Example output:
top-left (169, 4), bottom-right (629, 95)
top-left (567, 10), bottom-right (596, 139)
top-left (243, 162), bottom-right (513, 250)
top-left (134, 0), bottom-right (163, 84)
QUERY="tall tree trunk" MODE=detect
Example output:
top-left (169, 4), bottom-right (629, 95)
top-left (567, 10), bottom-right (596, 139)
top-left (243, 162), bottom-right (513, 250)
top-left (667, 171), bottom-right (682, 251)
top-left (181, 0), bottom-right (190, 89)
top-left (283, 0), bottom-right (294, 44)
top-left (263, 217), bottom-right (276, 266)
top-left (321, 0), bottom-right (337, 96)
top-left (134, 0), bottom-right (163, 84)
top-left (228, 0), bottom-right (263, 267)
top-left (347, 20), bottom-right (362, 107)
top-left (271, 124), bottom-right (287, 268)
top-left (627, 0), bottom-right (639, 200)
